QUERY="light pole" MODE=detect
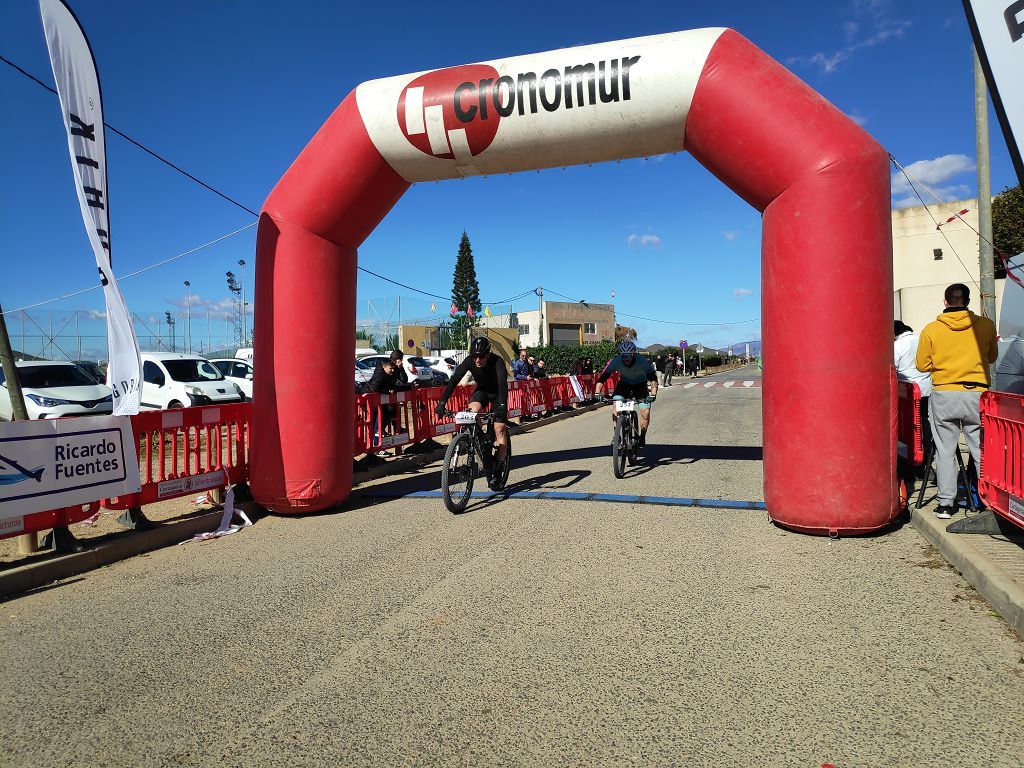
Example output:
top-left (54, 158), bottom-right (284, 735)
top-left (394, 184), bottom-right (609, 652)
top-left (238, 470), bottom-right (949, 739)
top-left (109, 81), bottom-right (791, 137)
top-left (184, 280), bottom-right (191, 353)
top-left (238, 259), bottom-right (248, 346)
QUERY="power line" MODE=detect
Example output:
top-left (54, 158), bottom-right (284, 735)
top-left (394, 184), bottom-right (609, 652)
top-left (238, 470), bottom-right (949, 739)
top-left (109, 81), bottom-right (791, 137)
top-left (0, 223), bottom-right (257, 315)
top-left (1, 53), bottom-right (260, 218)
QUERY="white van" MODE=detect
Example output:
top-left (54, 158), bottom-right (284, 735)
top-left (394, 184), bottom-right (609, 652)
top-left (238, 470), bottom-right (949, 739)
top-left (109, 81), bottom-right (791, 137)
top-left (140, 353), bottom-right (244, 410)
top-left (235, 348), bottom-right (254, 362)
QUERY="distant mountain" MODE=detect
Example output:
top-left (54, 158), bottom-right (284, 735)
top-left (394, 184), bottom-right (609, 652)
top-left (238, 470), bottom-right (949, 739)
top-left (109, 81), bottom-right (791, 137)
top-left (643, 339), bottom-right (761, 357)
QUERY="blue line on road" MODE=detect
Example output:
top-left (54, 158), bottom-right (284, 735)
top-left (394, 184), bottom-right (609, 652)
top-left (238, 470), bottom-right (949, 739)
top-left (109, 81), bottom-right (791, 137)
top-left (365, 489), bottom-right (767, 510)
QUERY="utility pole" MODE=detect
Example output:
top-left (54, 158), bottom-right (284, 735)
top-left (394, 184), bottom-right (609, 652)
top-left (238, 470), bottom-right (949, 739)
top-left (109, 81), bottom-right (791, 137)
top-left (974, 46), bottom-right (996, 325)
top-left (0, 300), bottom-right (36, 553)
top-left (537, 286), bottom-right (545, 346)
top-left (184, 280), bottom-right (192, 353)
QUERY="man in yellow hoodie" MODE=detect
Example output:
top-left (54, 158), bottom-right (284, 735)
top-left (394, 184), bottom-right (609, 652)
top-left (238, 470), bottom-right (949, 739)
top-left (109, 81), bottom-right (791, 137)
top-left (916, 283), bottom-right (998, 519)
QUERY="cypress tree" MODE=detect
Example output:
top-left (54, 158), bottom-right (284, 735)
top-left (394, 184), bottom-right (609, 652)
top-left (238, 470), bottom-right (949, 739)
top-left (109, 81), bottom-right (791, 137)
top-left (451, 231), bottom-right (481, 328)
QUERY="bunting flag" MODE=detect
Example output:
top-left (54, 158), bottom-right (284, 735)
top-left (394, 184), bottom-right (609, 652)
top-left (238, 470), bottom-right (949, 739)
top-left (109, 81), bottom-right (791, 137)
top-left (40, 0), bottom-right (141, 414)
top-left (430, 302), bottom-right (436, 313)
top-left (484, 306), bottom-right (492, 318)
top-left (450, 302), bottom-right (457, 315)
top-left (611, 290), bottom-right (616, 299)
top-left (467, 305), bottom-right (475, 318)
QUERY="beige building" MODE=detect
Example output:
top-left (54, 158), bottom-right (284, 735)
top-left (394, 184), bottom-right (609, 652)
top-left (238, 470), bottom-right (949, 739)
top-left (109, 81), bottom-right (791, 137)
top-left (479, 301), bottom-right (615, 348)
top-left (892, 198), bottom-right (1007, 332)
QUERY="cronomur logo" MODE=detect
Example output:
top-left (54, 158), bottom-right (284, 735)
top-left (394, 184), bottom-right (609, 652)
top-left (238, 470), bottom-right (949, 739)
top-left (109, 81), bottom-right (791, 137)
top-left (398, 65), bottom-right (502, 161)
top-left (397, 56), bottom-right (643, 161)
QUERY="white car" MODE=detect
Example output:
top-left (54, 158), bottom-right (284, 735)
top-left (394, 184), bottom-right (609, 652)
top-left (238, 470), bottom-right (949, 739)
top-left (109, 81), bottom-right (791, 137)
top-left (209, 358), bottom-right (254, 401)
top-left (424, 356), bottom-right (458, 377)
top-left (355, 359), bottom-right (373, 392)
top-left (140, 353), bottom-right (244, 410)
top-left (0, 360), bottom-right (113, 420)
top-left (357, 354), bottom-right (434, 386)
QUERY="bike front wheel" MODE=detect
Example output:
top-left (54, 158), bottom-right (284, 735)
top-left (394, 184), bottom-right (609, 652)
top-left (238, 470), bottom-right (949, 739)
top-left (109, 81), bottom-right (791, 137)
top-left (491, 436), bottom-right (512, 492)
top-left (442, 432), bottom-right (476, 513)
top-left (612, 417), bottom-right (627, 478)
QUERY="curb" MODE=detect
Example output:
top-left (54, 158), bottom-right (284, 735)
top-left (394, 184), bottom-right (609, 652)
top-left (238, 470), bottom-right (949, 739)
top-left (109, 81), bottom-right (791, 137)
top-left (0, 502), bottom-right (261, 600)
top-left (910, 508), bottom-right (1024, 637)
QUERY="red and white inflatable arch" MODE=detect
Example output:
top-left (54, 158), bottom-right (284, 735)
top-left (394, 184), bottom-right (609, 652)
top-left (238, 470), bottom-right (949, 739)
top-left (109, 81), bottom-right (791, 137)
top-left (252, 29), bottom-right (897, 535)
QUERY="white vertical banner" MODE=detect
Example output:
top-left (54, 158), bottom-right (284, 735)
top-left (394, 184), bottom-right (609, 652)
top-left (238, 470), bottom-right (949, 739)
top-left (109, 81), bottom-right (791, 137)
top-left (963, 0), bottom-right (1024, 187)
top-left (39, 0), bottom-right (141, 414)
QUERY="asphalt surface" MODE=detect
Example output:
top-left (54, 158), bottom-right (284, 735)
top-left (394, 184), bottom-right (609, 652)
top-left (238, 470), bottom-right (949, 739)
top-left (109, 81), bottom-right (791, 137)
top-left (3, 365), bottom-right (1024, 767)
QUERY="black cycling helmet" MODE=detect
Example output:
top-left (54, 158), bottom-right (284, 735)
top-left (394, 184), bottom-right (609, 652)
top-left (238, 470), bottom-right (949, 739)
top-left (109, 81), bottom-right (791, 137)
top-left (470, 336), bottom-right (491, 357)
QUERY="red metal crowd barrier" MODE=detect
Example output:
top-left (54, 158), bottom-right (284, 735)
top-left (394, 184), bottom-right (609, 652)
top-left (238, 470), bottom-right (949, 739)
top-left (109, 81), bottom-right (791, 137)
top-left (104, 403), bottom-right (251, 510)
top-left (979, 391), bottom-right (1024, 530)
top-left (896, 381), bottom-right (924, 466)
top-left (5, 375), bottom-right (603, 543)
top-left (0, 502), bottom-right (101, 543)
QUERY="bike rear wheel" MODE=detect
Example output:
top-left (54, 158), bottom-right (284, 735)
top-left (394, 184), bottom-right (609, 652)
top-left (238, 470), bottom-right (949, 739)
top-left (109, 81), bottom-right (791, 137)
top-left (613, 417), bottom-right (627, 478)
top-left (442, 432), bottom-right (476, 513)
top-left (627, 413), bottom-right (639, 466)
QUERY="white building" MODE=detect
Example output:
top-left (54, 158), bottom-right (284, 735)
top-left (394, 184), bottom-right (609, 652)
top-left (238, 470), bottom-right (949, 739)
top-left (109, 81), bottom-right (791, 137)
top-left (479, 301), bottom-right (615, 347)
top-left (892, 198), bottom-right (1008, 332)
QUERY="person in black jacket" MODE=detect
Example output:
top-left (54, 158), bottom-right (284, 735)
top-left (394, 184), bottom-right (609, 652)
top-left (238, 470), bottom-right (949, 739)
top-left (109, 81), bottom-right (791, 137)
top-left (367, 354), bottom-right (410, 442)
top-left (435, 337), bottom-right (509, 470)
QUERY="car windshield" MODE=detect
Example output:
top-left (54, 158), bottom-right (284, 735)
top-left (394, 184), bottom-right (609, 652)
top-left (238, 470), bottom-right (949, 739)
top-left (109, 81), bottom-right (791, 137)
top-left (408, 357), bottom-right (430, 367)
top-left (18, 365), bottom-right (98, 388)
top-left (163, 359), bottom-right (224, 382)
top-left (355, 360), bottom-right (371, 370)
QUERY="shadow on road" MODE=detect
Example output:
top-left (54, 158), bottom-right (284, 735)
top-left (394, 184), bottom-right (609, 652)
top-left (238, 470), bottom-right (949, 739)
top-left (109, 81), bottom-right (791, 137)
top-left (513, 443), bottom-right (763, 472)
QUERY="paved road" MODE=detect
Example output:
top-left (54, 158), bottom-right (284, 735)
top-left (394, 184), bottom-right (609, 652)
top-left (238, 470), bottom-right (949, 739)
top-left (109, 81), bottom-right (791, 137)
top-left (3, 365), bottom-right (1023, 767)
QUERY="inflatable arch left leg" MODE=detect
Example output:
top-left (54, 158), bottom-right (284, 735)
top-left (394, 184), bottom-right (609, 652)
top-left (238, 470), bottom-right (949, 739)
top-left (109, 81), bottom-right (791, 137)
top-left (252, 28), bottom-right (897, 535)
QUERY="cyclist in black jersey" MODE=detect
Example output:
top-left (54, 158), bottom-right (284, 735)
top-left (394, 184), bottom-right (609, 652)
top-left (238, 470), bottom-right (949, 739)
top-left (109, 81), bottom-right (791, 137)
top-left (435, 337), bottom-right (509, 463)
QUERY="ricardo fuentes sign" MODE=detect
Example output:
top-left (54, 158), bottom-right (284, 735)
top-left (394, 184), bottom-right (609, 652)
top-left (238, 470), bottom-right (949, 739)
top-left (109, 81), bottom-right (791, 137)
top-left (0, 415), bottom-right (140, 522)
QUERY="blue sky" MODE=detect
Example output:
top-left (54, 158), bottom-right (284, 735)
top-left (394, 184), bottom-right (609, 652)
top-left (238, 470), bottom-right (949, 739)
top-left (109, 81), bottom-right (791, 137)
top-left (1, 0), bottom-right (1018, 356)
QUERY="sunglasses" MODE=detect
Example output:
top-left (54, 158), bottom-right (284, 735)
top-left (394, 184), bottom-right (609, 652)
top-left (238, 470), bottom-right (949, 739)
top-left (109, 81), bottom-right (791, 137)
top-left (471, 352), bottom-right (489, 360)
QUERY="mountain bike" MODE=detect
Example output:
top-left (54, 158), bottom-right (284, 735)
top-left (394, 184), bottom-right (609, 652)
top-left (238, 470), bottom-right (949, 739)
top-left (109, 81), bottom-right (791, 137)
top-left (440, 410), bottom-right (512, 513)
top-left (603, 395), bottom-right (655, 478)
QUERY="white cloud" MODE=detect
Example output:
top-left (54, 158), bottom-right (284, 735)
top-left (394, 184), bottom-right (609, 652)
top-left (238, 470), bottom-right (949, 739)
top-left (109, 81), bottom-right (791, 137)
top-left (846, 111), bottom-right (868, 126)
top-left (733, 288), bottom-right (753, 298)
top-left (165, 293), bottom-right (253, 318)
top-left (627, 233), bottom-right (662, 248)
top-left (83, 309), bottom-right (106, 320)
top-left (790, 1), bottom-right (910, 74)
top-left (890, 154), bottom-right (976, 207)
top-left (722, 230), bottom-right (739, 242)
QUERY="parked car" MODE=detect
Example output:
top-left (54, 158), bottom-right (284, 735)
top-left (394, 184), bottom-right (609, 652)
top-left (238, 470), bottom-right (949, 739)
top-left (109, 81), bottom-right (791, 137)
top-left (355, 359), bottom-right (373, 393)
top-left (209, 358), bottom-right (254, 401)
top-left (424, 356), bottom-right (457, 378)
top-left (73, 360), bottom-right (106, 384)
top-left (357, 354), bottom-right (434, 386)
top-left (0, 360), bottom-right (113, 420)
top-left (140, 352), bottom-right (244, 410)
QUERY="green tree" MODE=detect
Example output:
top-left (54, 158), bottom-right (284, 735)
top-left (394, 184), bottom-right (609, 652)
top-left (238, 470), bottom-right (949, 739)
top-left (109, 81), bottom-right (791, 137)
top-left (993, 185), bottom-right (1024, 277)
top-left (451, 231), bottom-right (481, 327)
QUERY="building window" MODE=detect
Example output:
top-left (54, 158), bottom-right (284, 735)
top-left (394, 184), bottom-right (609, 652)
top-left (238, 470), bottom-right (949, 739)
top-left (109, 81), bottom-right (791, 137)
top-left (583, 323), bottom-right (596, 335)
top-left (518, 324), bottom-right (530, 336)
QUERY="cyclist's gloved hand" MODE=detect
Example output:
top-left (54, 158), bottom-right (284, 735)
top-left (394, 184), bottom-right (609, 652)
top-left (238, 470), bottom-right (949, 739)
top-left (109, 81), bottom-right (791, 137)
top-left (434, 403), bottom-right (447, 418)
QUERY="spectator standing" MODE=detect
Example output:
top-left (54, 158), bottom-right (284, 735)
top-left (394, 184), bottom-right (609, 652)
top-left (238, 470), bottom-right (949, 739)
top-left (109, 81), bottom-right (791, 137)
top-left (915, 283), bottom-right (998, 519)
top-left (512, 349), bottom-right (531, 381)
top-left (533, 358), bottom-right (549, 379)
top-left (893, 320), bottom-right (933, 460)
top-left (366, 356), bottom-right (409, 443)
top-left (655, 354), bottom-right (666, 385)
top-left (527, 355), bottom-right (537, 379)
top-left (664, 354), bottom-right (675, 387)
top-left (582, 357), bottom-right (594, 375)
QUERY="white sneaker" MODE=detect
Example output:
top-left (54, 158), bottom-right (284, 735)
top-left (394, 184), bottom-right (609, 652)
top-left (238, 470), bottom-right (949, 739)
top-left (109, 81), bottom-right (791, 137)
top-left (934, 505), bottom-right (955, 519)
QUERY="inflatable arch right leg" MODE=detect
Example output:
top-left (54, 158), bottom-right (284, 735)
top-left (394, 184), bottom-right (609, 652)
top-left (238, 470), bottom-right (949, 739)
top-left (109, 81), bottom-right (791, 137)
top-left (251, 29), bottom-right (897, 535)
